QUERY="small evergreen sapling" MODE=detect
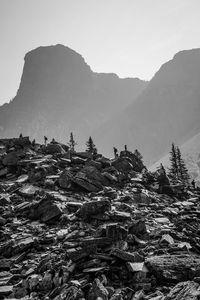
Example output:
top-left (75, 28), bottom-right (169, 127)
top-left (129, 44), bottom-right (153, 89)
top-left (68, 132), bottom-right (77, 152)
top-left (86, 136), bottom-right (97, 154)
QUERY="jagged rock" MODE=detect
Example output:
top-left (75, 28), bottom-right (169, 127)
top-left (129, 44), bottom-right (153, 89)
top-left (164, 281), bottom-right (200, 300)
top-left (67, 245), bottom-right (97, 261)
top-left (160, 234), bottom-right (174, 245)
top-left (16, 174), bottom-right (29, 183)
top-left (75, 151), bottom-right (93, 159)
top-left (120, 150), bottom-right (145, 172)
top-left (0, 194), bottom-right (10, 206)
top-left (112, 157), bottom-right (133, 173)
top-left (109, 210), bottom-right (131, 222)
top-left (76, 199), bottom-right (111, 219)
top-left (0, 285), bottom-right (13, 297)
top-left (12, 237), bottom-right (34, 255)
top-left (102, 172), bottom-right (118, 183)
top-left (88, 278), bottom-right (109, 300)
top-left (59, 169), bottom-right (73, 189)
top-left (126, 262), bottom-right (148, 273)
top-left (0, 167), bottom-right (8, 177)
top-left (73, 166), bottom-right (108, 192)
top-left (2, 152), bottom-right (19, 166)
top-left (81, 237), bottom-right (112, 247)
top-left (0, 259), bottom-right (11, 270)
top-left (54, 284), bottom-right (84, 300)
top-left (0, 131), bottom-right (199, 300)
top-left (129, 219), bottom-right (147, 236)
top-left (86, 159), bottom-right (102, 170)
top-left (18, 184), bottom-right (39, 197)
top-left (31, 197), bottom-right (65, 222)
top-left (146, 254), bottom-right (200, 283)
top-left (105, 224), bottom-right (128, 241)
top-left (46, 143), bottom-right (66, 154)
top-left (111, 249), bottom-right (144, 262)
top-left (73, 176), bottom-right (101, 192)
top-left (0, 216), bottom-right (6, 226)
top-left (96, 157), bottom-right (111, 168)
top-left (71, 156), bottom-right (87, 164)
top-left (0, 137), bottom-right (31, 148)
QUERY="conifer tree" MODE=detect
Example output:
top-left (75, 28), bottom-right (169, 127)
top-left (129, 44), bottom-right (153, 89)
top-left (168, 143), bottom-right (178, 183)
top-left (68, 132), bottom-right (77, 152)
top-left (176, 146), bottom-right (190, 185)
top-left (86, 136), bottom-right (97, 154)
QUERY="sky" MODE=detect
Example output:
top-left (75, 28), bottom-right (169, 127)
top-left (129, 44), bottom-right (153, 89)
top-left (0, 0), bottom-right (200, 104)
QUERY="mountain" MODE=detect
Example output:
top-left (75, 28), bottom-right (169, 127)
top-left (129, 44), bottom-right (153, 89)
top-left (95, 49), bottom-right (200, 164)
top-left (0, 44), bottom-right (147, 146)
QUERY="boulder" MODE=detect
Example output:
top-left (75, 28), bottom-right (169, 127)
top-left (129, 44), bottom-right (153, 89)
top-left (96, 156), bottom-right (111, 168)
top-left (146, 254), bottom-right (200, 283)
top-left (86, 159), bottom-right (102, 170)
top-left (19, 184), bottom-right (39, 197)
top-left (71, 156), bottom-right (86, 164)
top-left (59, 169), bottom-right (73, 189)
top-left (0, 167), bottom-right (8, 177)
top-left (0, 137), bottom-right (31, 148)
top-left (112, 157), bottom-right (133, 173)
top-left (120, 150), bottom-right (145, 172)
top-left (106, 224), bottom-right (128, 241)
top-left (0, 216), bottom-right (6, 226)
top-left (88, 278), bottom-right (109, 300)
top-left (111, 249), bottom-right (143, 262)
top-left (46, 143), bottom-right (65, 154)
top-left (3, 152), bottom-right (19, 166)
top-left (54, 284), bottom-right (84, 300)
top-left (73, 166), bottom-right (108, 192)
top-left (31, 198), bottom-right (65, 223)
top-left (75, 151), bottom-right (93, 159)
top-left (164, 281), bottom-right (200, 300)
top-left (129, 219), bottom-right (147, 236)
top-left (0, 286), bottom-right (13, 297)
top-left (76, 199), bottom-right (111, 219)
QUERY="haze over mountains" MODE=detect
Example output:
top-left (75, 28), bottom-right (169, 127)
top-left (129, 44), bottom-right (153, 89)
top-left (0, 44), bottom-right (147, 147)
top-left (0, 44), bottom-right (200, 172)
top-left (96, 49), bottom-right (200, 165)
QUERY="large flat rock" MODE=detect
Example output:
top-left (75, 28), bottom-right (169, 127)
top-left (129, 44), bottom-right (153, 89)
top-left (146, 254), bottom-right (200, 283)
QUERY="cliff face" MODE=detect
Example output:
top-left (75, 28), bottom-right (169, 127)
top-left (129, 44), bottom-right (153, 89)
top-left (0, 44), bottom-right (147, 145)
top-left (95, 49), bottom-right (200, 164)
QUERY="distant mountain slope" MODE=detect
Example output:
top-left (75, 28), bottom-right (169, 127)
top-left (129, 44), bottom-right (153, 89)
top-left (0, 44), bottom-right (147, 146)
top-left (95, 49), bottom-right (200, 164)
top-left (150, 132), bottom-right (200, 186)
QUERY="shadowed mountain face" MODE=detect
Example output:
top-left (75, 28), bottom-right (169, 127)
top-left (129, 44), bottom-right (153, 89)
top-left (0, 44), bottom-right (147, 146)
top-left (95, 49), bottom-right (200, 164)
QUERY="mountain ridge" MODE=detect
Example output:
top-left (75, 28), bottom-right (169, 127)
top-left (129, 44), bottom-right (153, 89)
top-left (0, 44), bottom-right (147, 146)
top-left (95, 48), bottom-right (200, 164)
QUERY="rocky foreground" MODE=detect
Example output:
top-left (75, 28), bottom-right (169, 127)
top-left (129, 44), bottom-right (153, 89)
top-left (0, 137), bottom-right (200, 300)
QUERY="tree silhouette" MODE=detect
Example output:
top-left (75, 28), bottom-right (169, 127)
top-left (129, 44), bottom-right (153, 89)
top-left (68, 132), bottom-right (77, 152)
top-left (168, 143), bottom-right (178, 183)
top-left (176, 146), bottom-right (190, 185)
top-left (86, 136), bottom-right (97, 154)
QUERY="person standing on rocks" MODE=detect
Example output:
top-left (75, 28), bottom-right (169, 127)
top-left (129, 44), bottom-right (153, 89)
top-left (191, 179), bottom-right (195, 189)
top-left (113, 147), bottom-right (118, 158)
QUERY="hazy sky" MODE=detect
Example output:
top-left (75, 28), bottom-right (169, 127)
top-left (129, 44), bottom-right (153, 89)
top-left (0, 0), bottom-right (200, 104)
